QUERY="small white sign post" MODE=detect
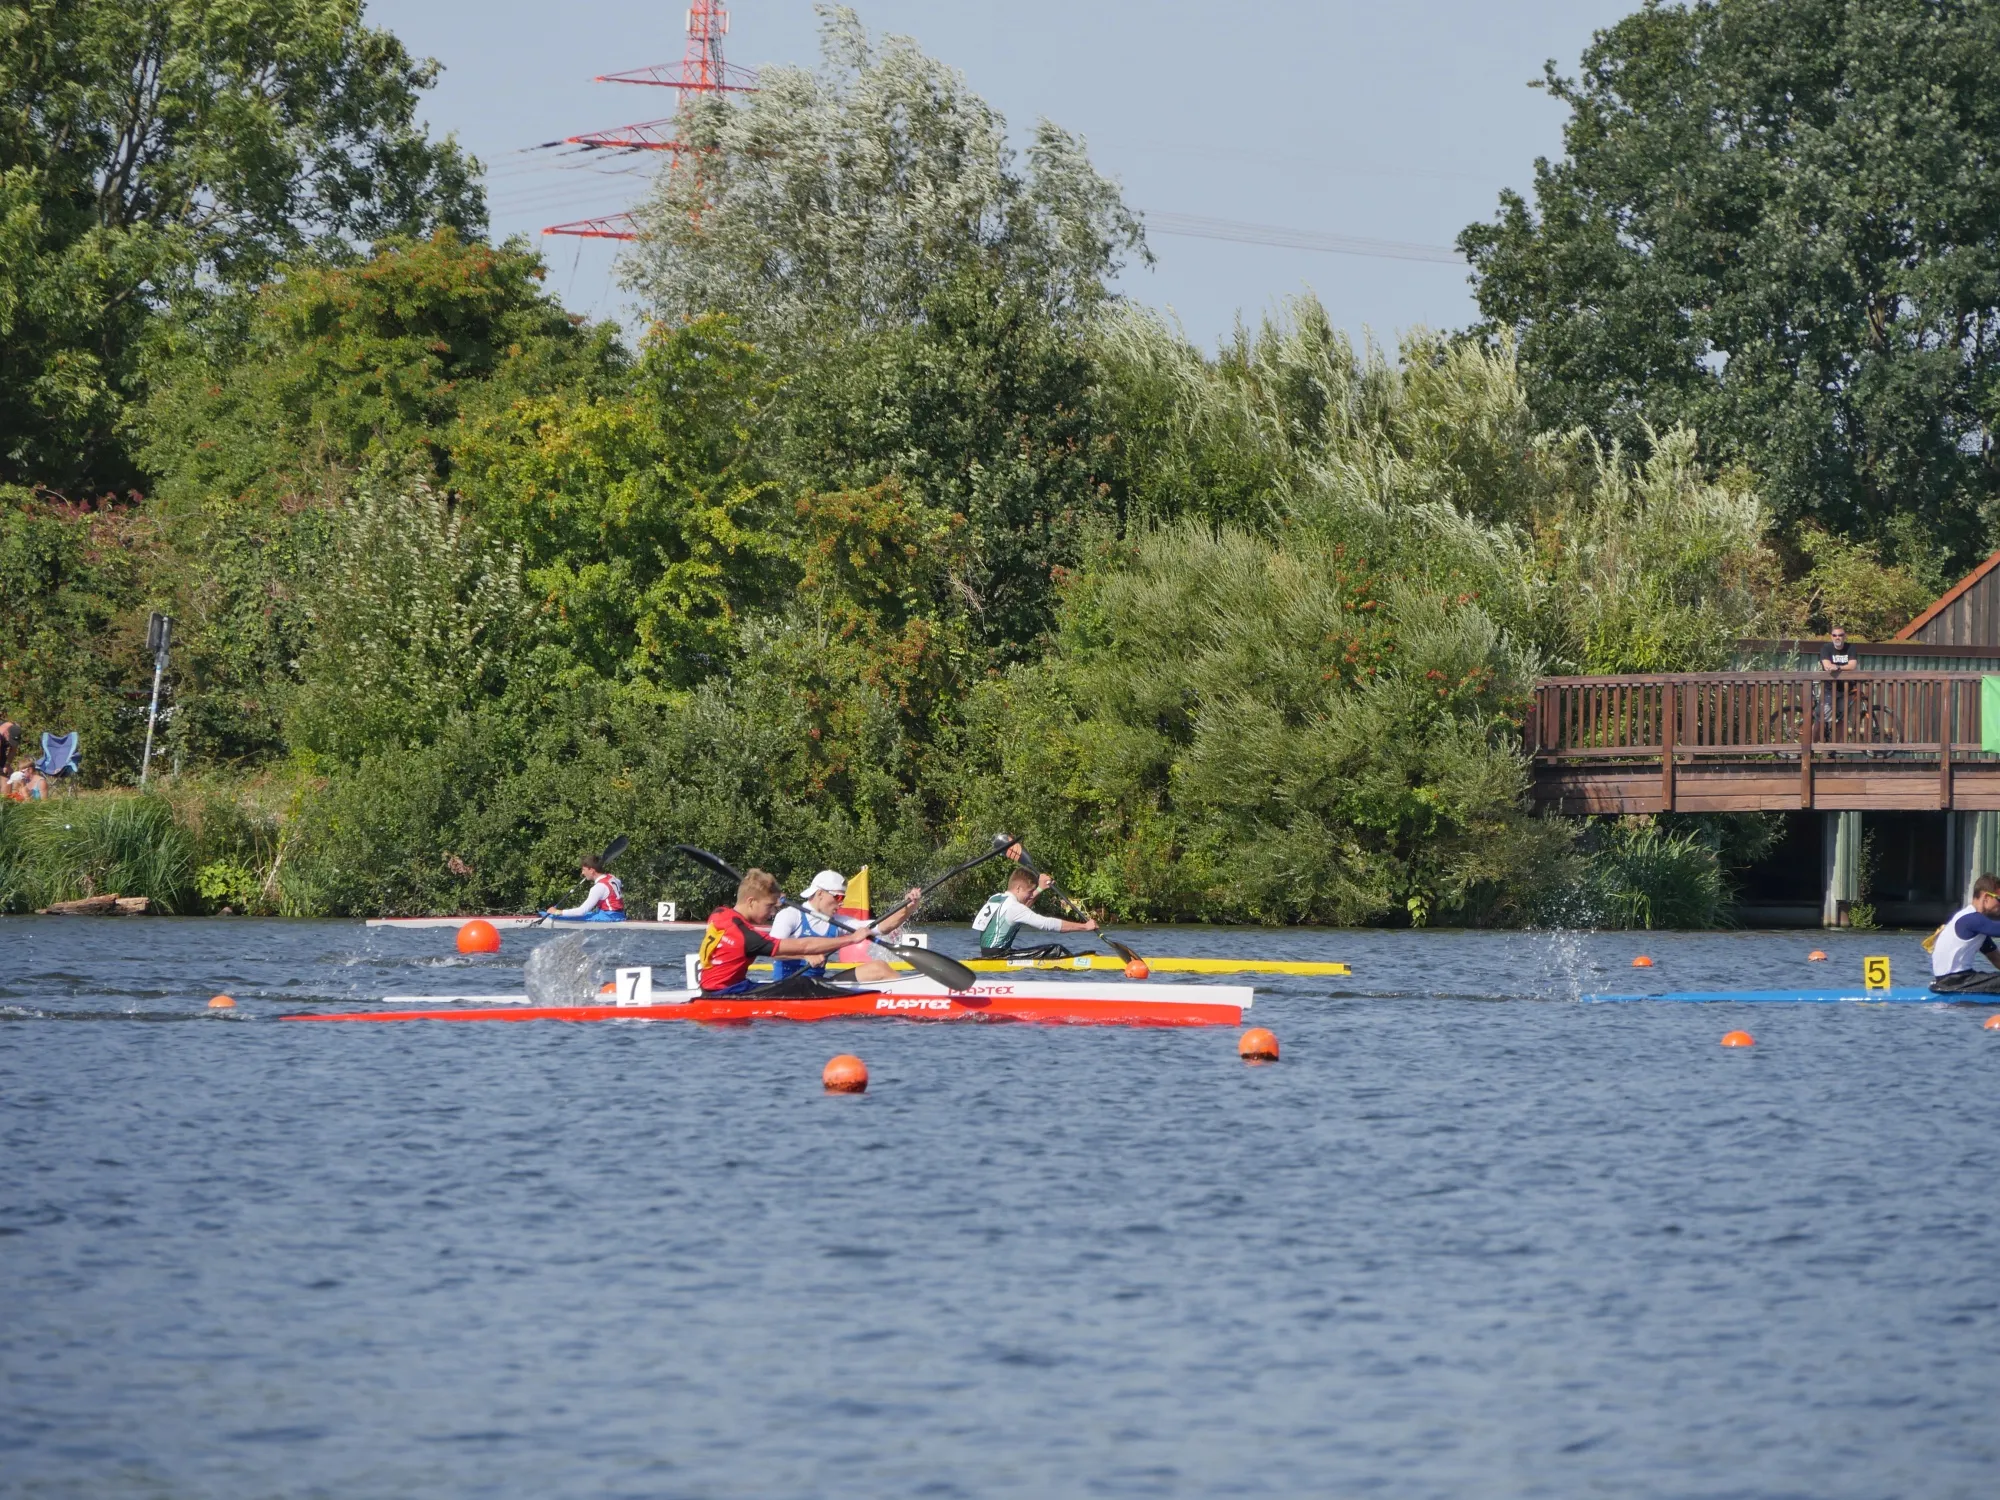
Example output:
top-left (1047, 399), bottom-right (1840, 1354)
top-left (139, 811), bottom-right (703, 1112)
top-left (139, 612), bottom-right (172, 789)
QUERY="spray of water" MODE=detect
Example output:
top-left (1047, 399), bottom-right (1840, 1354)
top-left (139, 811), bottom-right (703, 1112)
top-left (524, 932), bottom-right (597, 1007)
top-left (1521, 884), bottom-right (1602, 1002)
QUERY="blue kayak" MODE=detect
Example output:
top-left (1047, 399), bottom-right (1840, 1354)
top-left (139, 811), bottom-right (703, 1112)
top-left (1582, 987), bottom-right (1979, 1005)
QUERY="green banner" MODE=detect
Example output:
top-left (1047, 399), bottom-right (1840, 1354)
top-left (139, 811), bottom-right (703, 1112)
top-left (1984, 677), bottom-right (2000, 753)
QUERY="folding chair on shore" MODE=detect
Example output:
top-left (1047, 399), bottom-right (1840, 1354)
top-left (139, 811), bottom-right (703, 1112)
top-left (36, 732), bottom-right (79, 788)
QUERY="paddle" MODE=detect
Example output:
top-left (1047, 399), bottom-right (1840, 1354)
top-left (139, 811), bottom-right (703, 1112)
top-left (1011, 844), bottom-right (1148, 969)
top-left (878, 833), bottom-right (1017, 923)
top-left (672, 845), bottom-right (979, 991)
top-left (535, 835), bottom-right (631, 925)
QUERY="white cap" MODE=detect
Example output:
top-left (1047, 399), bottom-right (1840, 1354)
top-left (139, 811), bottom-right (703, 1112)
top-left (803, 869), bottom-right (848, 896)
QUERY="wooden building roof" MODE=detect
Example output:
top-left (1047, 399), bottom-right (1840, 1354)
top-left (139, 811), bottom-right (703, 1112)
top-left (1894, 549), bottom-right (2000, 647)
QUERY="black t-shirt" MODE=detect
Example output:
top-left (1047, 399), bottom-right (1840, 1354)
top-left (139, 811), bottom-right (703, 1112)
top-left (1820, 645), bottom-right (1852, 671)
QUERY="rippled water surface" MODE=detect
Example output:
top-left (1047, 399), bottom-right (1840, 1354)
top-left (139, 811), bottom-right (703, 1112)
top-left (4, 919), bottom-right (1998, 1498)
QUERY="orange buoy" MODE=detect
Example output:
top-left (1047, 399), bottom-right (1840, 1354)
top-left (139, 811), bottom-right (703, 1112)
top-left (1984, 1015), bottom-right (2000, 1031)
top-left (1808, 950), bottom-right (1827, 962)
top-left (598, 981), bottom-right (615, 995)
top-left (823, 1054), bottom-right (868, 1093)
top-left (1238, 1027), bottom-right (1280, 1062)
top-left (457, 919), bottom-right (501, 955)
top-left (1720, 1030), bottom-right (1755, 1048)
top-left (208, 995), bottom-right (235, 1009)
top-left (1632, 955), bottom-right (1654, 968)
top-left (1123, 958), bottom-right (1151, 980)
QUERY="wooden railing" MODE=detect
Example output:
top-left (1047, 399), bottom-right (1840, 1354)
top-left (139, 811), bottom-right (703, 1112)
top-left (1530, 672), bottom-right (1995, 810)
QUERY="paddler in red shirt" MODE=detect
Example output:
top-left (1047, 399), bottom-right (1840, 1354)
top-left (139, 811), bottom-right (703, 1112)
top-left (698, 868), bottom-right (875, 995)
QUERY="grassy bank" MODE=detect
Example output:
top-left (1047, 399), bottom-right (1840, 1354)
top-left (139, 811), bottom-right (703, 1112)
top-left (0, 781), bottom-right (1741, 929)
top-left (0, 780), bottom-right (285, 916)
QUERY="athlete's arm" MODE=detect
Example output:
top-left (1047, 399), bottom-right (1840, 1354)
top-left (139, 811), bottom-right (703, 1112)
top-left (1002, 895), bottom-right (1092, 934)
top-left (1954, 911), bottom-right (2000, 939)
top-left (548, 883), bottom-right (607, 918)
top-left (870, 887), bottom-right (926, 936)
top-left (770, 932), bottom-right (866, 956)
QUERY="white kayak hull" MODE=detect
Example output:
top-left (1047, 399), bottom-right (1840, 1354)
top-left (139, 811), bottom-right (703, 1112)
top-left (372, 977), bottom-right (1252, 1010)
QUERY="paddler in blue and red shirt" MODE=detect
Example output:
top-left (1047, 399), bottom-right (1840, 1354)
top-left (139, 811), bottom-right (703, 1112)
top-left (1930, 873), bottom-right (2000, 995)
top-left (698, 868), bottom-right (875, 994)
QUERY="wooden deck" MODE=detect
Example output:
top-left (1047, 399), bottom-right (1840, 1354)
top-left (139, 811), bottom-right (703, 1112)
top-left (1529, 672), bottom-right (2000, 814)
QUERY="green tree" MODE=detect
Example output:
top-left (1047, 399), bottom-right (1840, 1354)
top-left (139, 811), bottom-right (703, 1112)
top-left (0, 0), bottom-right (484, 493)
top-left (625, 6), bottom-right (1143, 346)
top-left (956, 524), bottom-right (1572, 927)
top-left (777, 265), bottom-right (1121, 651)
top-left (0, 488), bottom-right (149, 770)
top-left (141, 229), bottom-right (618, 508)
top-left (449, 316), bottom-right (784, 688)
top-left (1460, 0), bottom-right (2000, 565)
top-left (286, 478), bottom-right (534, 764)
top-left (624, 7), bottom-right (1146, 653)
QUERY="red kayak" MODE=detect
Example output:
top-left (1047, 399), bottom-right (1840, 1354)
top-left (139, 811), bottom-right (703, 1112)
top-left (284, 978), bottom-right (1251, 1028)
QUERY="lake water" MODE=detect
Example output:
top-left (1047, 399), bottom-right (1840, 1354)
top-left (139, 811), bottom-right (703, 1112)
top-left (4, 919), bottom-right (1997, 1498)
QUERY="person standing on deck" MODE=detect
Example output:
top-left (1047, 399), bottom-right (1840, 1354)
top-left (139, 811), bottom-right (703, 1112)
top-left (769, 870), bottom-right (924, 984)
top-left (698, 869), bottom-right (878, 995)
top-left (1811, 625), bottom-right (1857, 736)
top-left (1930, 874), bottom-right (2000, 995)
top-left (543, 857), bottom-right (626, 922)
top-left (971, 866), bottom-right (1097, 960)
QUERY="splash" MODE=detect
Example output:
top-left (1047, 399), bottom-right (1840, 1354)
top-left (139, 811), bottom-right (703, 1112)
top-left (524, 932), bottom-right (596, 1007)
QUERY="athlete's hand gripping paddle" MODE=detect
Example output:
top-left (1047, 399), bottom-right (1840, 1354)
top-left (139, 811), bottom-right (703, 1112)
top-left (672, 845), bottom-right (979, 991)
top-left (535, 835), bottom-right (631, 925)
top-left (1010, 844), bottom-right (1148, 970)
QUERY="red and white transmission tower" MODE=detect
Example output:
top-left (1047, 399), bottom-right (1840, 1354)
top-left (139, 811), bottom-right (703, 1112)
top-left (541, 2), bottom-right (755, 242)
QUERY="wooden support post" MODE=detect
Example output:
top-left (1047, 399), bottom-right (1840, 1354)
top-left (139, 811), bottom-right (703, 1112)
top-left (1660, 680), bottom-right (1677, 812)
top-left (1941, 678), bottom-right (1955, 810)
top-left (1799, 690), bottom-right (1814, 809)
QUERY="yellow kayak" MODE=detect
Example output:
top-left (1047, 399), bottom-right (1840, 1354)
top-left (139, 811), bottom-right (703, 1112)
top-left (751, 954), bottom-right (1350, 977)
top-left (949, 954), bottom-right (1350, 976)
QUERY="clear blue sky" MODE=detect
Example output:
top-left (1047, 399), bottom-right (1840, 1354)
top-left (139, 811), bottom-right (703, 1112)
top-left (365, 0), bottom-right (1634, 348)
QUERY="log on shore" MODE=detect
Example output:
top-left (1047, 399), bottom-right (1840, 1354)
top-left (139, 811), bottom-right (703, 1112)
top-left (35, 894), bottom-right (152, 915)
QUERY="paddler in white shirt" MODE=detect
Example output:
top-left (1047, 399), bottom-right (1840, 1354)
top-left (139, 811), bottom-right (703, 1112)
top-left (769, 870), bottom-right (923, 983)
top-left (971, 863), bottom-right (1096, 960)
top-left (1929, 873), bottom-right (2000, 995)
top-left (543, 856), bottom-right (626, 922)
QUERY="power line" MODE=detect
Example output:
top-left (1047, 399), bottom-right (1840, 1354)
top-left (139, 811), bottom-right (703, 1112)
top-left (1143, 211), bottom-right (1462, 264)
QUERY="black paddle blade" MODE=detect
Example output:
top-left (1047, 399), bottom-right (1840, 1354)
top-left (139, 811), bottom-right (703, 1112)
top-left (673, 844), bottom-right (743, 886)
top-left (596, 834), bottom-right (630, 867)
top-left (895, 944), bottom-right (978, 991)
top-left (1099, 935), bottom-right (1141, 966)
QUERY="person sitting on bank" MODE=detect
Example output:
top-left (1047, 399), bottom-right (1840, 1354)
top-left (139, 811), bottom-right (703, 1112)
top-left (971, 866), bottom-right (1097, 960)
top-left (1819, 626), bottom-right (1855, 674)
top-left (4, 767), bottom-right (46, 802)
top-left (769, 869), bottom-right (924, 984)
top-left (1929, 874), bottom-right (2000, 995)
top-left (697, 868), bottom-right (878, 995)
top-left (542, 856), bottom-right (626, 922)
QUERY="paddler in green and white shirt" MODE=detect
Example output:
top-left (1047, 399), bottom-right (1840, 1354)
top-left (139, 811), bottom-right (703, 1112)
top-left (970, 865), bottom-right (1097, 960)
